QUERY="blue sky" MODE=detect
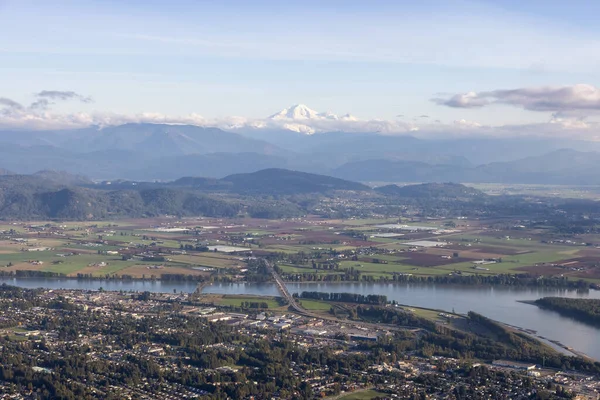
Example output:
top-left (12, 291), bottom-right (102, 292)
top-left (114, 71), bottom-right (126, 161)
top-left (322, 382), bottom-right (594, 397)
top-left (2, 0), bottom-right (600, 135)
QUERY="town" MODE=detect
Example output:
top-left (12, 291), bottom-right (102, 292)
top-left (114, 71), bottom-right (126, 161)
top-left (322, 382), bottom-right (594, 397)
top-left (0, 286), bottom-right (598, 399)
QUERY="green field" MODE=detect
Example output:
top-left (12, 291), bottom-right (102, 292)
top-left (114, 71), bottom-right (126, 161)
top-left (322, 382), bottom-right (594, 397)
top-left (217, 295), bottom-right (282, 309)
top-left (2, 215), bottom-right (600, 286)
top-left (336, 390), bottom-right (387, 399)
top-left (297, 299), bottom-right (332, 311)
top-left (278, 264), bottom-right (315, 273)
top-left (170, 253), bottom-right (242, 269)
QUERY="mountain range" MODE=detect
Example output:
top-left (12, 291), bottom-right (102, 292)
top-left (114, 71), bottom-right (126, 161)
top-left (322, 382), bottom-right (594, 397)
top-left (3, 106), bottom-right (600, 184)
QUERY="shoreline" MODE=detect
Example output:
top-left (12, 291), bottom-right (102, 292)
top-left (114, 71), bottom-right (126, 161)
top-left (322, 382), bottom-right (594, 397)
top-left (279, 280), bottom-right (599, 291)
top-left (2, 278), bottom-right (598, 361)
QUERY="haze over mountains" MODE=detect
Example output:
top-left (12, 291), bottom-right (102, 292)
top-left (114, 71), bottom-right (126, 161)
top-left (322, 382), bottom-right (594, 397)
top-left (3, 104), bottom-right (600, 184)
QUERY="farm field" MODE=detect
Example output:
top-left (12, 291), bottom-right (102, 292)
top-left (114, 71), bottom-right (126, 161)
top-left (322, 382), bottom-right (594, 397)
top-left (1, 215), bottom-right (600, 285)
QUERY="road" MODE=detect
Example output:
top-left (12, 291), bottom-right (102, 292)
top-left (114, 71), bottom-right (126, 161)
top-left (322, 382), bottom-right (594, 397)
top-left (265, 260), bottom-right (306, 314)
top-left (265, 260), bottom-right (419, 332)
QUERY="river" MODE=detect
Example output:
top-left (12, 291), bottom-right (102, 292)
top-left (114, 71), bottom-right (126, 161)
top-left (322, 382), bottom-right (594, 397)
top-left (1, 277), bottom-right (599, 361)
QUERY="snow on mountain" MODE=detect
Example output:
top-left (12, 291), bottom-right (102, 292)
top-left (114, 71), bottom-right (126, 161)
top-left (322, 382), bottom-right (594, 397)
top-left (266, 104), bottom-right (361, 134)
top-left (269, 104), bottom-right (321, 120)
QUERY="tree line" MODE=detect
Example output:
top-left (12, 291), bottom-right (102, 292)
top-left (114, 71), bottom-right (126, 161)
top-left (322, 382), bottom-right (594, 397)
top-left (295, 291), bottom-right (387, 305)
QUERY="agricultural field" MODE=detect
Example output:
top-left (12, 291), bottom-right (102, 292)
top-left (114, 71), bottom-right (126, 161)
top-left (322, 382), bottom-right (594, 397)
top-left (255, 217), bottom-right (600, 284)
top-left (1, 215), bottom-right (600, 284)
top-left (0, 219), bottom-right (250, 279)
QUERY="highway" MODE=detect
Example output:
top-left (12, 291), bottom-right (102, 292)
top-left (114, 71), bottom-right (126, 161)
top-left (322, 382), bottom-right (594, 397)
top-left (265, 260), bottom-right (306, 314)
top-left (264, 260), bottom-right (418, 332)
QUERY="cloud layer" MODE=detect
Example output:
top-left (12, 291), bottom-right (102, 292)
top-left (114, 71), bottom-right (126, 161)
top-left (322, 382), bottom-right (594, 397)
top-left (2, 88), bottom-right (600, 141)
top-left (433, 84), bottom-right (600, 114)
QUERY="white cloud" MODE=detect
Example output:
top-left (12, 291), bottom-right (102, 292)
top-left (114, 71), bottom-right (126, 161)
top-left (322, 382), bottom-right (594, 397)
top-left (432, 92), bottom-right (490, 108)
top-left (548, 116), bottom-right (591, 130)
top-left (453, 119), bottom-right (482, 128)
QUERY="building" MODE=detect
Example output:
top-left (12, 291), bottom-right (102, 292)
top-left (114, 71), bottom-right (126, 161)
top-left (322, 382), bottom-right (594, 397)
top-left (349, 333), bottom-right (379, 342)
top-left (492, 360), bottom-right (536, 371)
top-left (274, 322), bottom-right (291, 330)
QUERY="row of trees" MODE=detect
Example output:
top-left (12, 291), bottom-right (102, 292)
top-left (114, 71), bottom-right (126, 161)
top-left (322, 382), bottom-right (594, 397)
top-left (296, 291), bottom-right (387, 305)
top-left (280, 269), bottom-right (593, 288)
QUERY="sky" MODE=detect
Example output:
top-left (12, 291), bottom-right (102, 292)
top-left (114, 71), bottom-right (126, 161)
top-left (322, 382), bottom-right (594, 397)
top-left (2, 0), bottom-right (600, 138)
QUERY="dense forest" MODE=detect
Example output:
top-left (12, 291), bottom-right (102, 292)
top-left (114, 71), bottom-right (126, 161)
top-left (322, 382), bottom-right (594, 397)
top-left (534, 297), bottom-right (600, 327)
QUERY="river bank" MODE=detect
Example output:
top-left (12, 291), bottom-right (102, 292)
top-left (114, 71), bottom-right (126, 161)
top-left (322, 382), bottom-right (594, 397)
top-left (2, 277), bottom-right (600, 360)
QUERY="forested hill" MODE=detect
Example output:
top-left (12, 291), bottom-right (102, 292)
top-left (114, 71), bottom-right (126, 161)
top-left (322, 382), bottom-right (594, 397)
top-left (1, 169), bottom-right (592, 221)
top-left (95, 169), bottom-right (370, 195)
top-left (222, 168), bottom-right (371, 194)
top-left (0, 175), bottom-right (242, 220)
top-left (0, 169), bottom-right (370, 220)
top-left (533, 297), bottom-right (600, 327)
top-left (375, 183), bottom-right (485, 199)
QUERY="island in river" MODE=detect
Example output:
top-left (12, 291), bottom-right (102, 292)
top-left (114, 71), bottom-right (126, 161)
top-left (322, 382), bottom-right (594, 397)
top-left (531, 297), bottom-right (600, 327)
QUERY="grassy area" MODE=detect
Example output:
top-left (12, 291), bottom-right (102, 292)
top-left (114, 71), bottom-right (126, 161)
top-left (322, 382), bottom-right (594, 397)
top-left (337, 218), bottom-right (398, 226)
top-left (217, 295), bottom-right (282, 309)
top-left (169, 253), bottom-right (243, 269)
top-left (297, 299), bottom-right (332, 311)
top-left (336, 390), bottom-right (387, 399)
top-left (399, 305), bottom-right (460, 320)
top-left (340, 260), bottom-right (451, 277)
top-left (278, 264), bottom-right (314, 273)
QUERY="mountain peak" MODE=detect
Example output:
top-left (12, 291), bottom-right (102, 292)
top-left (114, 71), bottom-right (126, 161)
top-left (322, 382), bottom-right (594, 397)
top-left (266, 104), bottom-right (361, 134)
top-left (269, 104), bottom-right (320, 121)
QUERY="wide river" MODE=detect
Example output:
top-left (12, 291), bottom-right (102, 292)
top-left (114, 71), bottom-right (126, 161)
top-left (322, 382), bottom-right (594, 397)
top-left (1, 277), bottom-right (599, 360)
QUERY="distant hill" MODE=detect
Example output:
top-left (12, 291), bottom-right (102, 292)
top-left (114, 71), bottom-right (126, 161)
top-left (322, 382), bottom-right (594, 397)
top-left (33, 170), bottom-right (92, 186)
top-left (223, 168), bottom-right (371, 194)
top-left (0, 175), bottom-right (240, 220)
top-left (0, 168), bottom-right (14, 176)
top-left (126, 152), bottom-right (289, 180)
top-left (332, 159), bottom-right (482, 182)
top-left (168, 177), bottom-right (233, 190)
top-left (334, 149), bottom-right (600, 185)
top-left (376, 183), bottom-right (485, 199)
top-left (477, 149), bottom-right (600, 184)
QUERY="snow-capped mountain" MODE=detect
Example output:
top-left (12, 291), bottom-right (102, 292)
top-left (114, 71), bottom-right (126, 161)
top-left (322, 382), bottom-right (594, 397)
top-left (267, 104), bottom-right (359, 134)
top-left (269, 104), bottom-right (357, 121)
top-left (269, 104), bottom-right (321, 120)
